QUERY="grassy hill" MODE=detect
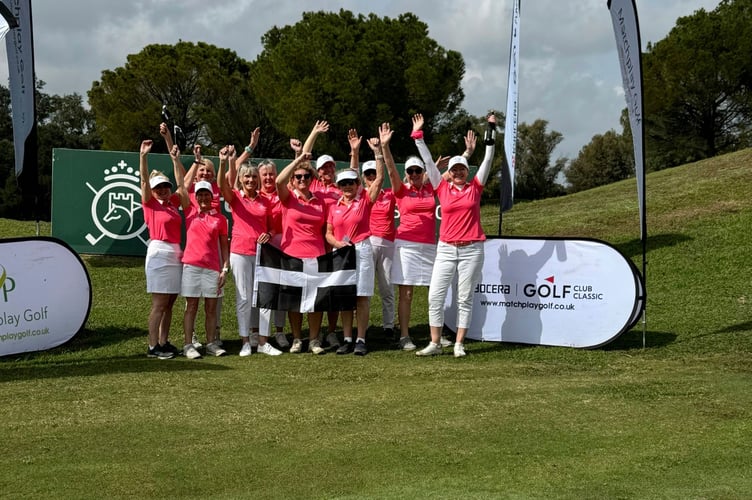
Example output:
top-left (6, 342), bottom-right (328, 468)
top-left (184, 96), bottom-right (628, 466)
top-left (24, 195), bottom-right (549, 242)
top-left (1, 149), bottom-right (751, 499)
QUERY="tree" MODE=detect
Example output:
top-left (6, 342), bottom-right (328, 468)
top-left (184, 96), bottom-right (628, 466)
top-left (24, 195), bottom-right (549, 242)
top-left (565, 130), bottom-right (633, 193)
top-left (250, 10), bottom-right (465, 159)
top-left (643, 0), bottom-right (752, 170)
top-left (88, 41), bottom-right (287, 156)
top-left (0, 82), bottom-right (101, 220)
top-left (513, 120), bottom-right (566, 201)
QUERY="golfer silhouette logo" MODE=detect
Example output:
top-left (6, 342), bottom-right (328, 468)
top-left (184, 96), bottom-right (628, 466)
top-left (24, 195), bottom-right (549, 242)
top-left (85, 161), bottom-right (149, 248)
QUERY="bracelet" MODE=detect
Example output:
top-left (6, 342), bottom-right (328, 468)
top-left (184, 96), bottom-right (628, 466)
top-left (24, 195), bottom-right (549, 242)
top-left (221, 267), bottom-right (229, 273)
top-left (375, 154), bottom-right (384, 159)
top-left (244, 145), bottom-right (253, 154)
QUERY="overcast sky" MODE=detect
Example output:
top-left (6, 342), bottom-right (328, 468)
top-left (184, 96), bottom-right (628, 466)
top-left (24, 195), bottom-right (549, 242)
top-left (2, 0), bottom-right (720, 158)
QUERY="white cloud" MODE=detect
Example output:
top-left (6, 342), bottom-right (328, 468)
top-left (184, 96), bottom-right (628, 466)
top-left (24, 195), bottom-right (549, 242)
top-left (0, 0), bottom-right (721, 158)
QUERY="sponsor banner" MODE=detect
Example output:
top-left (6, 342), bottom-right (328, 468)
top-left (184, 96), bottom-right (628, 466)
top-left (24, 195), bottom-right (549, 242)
top-left (444, 237), bottom-right (642, 348)
top-left (0, 237), bottom-right (91, 356)
top-left (501, 0), bottom-right (520, 211)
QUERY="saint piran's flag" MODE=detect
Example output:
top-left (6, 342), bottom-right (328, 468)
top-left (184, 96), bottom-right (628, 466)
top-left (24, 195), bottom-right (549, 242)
top-left (500, 0), bottom-right (520, 213)
top-left (253, 243), bottom-right (357, 313)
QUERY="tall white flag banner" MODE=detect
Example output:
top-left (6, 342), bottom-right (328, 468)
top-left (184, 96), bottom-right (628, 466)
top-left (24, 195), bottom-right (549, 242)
top-left (608, 0), bottom-right (646, 242)
top-left (2, 0), bottom-right (34, 177)
top-left (501, 0), bottom-right (520, 212)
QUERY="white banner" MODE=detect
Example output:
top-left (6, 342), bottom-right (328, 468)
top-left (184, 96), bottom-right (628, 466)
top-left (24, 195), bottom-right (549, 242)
top-left (0, 238), bottom-right (91, 356)
top-left (2, 0), bottom-right (34, 177)
top-left (444, 237), bottom-right (642, 348)
top-left (501, 0), bottom-right (520, 211)
top-left (608, 0), bottom-right (645, 241)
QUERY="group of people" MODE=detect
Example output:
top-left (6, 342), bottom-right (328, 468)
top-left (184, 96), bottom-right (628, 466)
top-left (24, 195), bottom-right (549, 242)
top-left (139, 113), bottom-right (496, 359)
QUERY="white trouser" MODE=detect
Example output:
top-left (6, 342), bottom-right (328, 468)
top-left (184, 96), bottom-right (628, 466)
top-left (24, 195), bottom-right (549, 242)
top-left (230, 253), bottom-right (272, 337)
top-left (428, 241), bottom-right (484, 329)
top-left (370, 236), bottom-right (394, 329)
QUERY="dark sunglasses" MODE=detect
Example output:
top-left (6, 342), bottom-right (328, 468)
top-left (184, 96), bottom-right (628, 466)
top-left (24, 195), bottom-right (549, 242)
top-left (406, 168), bottom-right (423, 175)
top-left (363, 170), bottom-right (376, 177)
top-left (294, 173), bottom-right (312, 180)
top-left (338, 179), bottom-right (357, 187)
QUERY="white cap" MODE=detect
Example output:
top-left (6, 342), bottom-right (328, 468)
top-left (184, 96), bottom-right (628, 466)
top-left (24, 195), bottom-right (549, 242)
top-left (149, 175), bottom-right (172, 189)
top-left (405, 157), bottom-right (424, 170)
top-left (194, 180), bottom-right (213, 193)
top-left (316, 154), bottom-right (335, 170)
top-left (335, 169), bottom-right (359, 184)
top-left (448, 156), bottom-right (469, 169)
top-left (361, 160), bottom-right (376, 174)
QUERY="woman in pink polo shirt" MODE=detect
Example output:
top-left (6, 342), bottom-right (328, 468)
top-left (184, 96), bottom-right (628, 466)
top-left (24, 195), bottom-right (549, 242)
top-left (139, 140), bottom-right (190, 359)
top-left (411, 113), bottom-right (496, 358)
top-left (325, 128), bottom-right (386, 355)
top-left (217, 145), bottom-right (283, 358)
top-left (276, 152), bottom-right (327, 355)
top-left (181, 178), bottom-right (230, 359)
top-left (387, 137), bottom-right (438, 351)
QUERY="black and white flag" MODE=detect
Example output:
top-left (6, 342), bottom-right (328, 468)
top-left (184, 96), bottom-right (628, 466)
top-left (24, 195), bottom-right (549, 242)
top-left (253, 243), bottom-right (357, 313)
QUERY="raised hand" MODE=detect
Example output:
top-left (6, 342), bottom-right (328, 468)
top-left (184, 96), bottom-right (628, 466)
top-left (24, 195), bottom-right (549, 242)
top-left (379, 122), bottom-right (393, 145)
top-left (348, 129), bottom-right (362, 152)
top-left (140, 140), bottom-right (153, 156)
top-left (412, 113), bottom-right (424, 133)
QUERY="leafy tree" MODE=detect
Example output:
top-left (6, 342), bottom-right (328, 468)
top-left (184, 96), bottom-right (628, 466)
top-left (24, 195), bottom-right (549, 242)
top-left (513, 120), bottom-right (566, 201)
top-left (565, 130), bottom-right (633, 192)
top-left (250, 10), bottom-right (465, 160)
top-left (643, 0), bottom-right (752, 170)
top-left (88, 41), bottom-right (287, 156)
top-left (0, 82), bottom-right (100, 220)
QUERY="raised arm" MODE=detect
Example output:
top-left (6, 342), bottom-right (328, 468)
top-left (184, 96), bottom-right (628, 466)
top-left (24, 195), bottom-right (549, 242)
top-left (170, 145), bottom-right (190, 210)
top-left (276, 153), bottom-right (312, 203)
top-left (462, 129), bottom-right (477, 160)
top-left (159, 122), bottom-right (175, 152)
top-left (289, 138), bottom-right (303, 158)
top-left (411, 113), bottom-right (441, 187)
top-left (235, 127), bottom-right (260, 169)
top-left (218, 146), bottom-right (234, 203)
top-left (348, 128), bottom-right (361, 172)
top-left (475, 114), bottom-right (497, 186)
top-left (302, 120), bottom-right (329, 154)
top-left (139, 140), bottom-right (153, 203)
top-left (183, 144), bottom-right (203, 189)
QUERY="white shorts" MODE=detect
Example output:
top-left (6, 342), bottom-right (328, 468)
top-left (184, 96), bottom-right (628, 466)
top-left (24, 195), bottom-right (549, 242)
top-left (145, 240), bottom-right (183, 294)
top-left (391, 239), bottom-right (436, 286)
top-left (354, 239), bottom-right (375, 297)
top-left (181, 264), bottom-right (224, 298)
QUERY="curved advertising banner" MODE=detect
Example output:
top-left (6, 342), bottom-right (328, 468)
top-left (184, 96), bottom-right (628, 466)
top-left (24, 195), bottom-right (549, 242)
top-left (444, 237), bottom-right (644, 348)
top-left (0, 237), bottom-right (91, 356)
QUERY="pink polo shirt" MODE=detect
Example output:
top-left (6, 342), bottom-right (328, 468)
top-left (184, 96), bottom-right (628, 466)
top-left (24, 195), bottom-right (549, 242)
top-left (280, 190), bottom-right (327, 258)
top-left (369, 189), bottom-right (396, 241)
top-left (142, 194), bottom-right (183, 244)
top-left (259, 189), bottom-right (283, 236)
top-left (394, 182), bottom-right (436, 244)
top-left (228, 190), bottom-right (272, 256)
top-left (188, 181), bottom-right (222, 210)
top-left (311, 179), bottom-right (341, 208)
top-left (436, 178), bottom-right (486, 243)
top-left (182, 205), bottom-right (228, 271)
top-left (327, 194), bottom-right (372, 244)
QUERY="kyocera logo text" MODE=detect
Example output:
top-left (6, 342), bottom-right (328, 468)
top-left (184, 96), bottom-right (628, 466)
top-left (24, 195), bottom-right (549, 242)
top-left (0, 264), bottom-right (15, 302)
top-left (523, 276), bottom-right (570, 299)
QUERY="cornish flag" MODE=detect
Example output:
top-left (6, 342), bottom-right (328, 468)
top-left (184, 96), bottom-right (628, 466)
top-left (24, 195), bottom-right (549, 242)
top-left (253, 243), bottom-right (357, 313)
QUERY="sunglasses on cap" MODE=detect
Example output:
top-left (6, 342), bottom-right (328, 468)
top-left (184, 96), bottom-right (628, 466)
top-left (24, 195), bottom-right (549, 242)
top-left (406, 167), bottom-right (423, 175)
top-left (294, 173), bottom-right (312, 180)
top-left (338, 179), bottom-right (357, 187)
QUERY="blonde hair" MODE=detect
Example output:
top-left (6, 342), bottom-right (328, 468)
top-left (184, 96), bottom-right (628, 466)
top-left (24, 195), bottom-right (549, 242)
top-left (235, 163), bottom-right (260, 190)
top-left (149, 170), bottom-right (167, 179)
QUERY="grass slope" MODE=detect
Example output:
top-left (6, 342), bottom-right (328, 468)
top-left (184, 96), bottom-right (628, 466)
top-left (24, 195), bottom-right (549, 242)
top-left (1, 150), bottom-right (751, 499)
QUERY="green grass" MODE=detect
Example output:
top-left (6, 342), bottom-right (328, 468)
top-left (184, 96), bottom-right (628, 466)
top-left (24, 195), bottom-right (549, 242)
top-left (2, 150), bottom-right (752, 498)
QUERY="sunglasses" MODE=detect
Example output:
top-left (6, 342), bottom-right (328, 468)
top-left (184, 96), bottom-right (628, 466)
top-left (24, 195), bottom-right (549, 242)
top-left (406, 168), bottom-right (423, 175)
top-left (363, 170), bottom-right (376, 177)
top-left (338, 179), bottom-right (357, 187)
top-left (294, 173), bottom-right (312, 180)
